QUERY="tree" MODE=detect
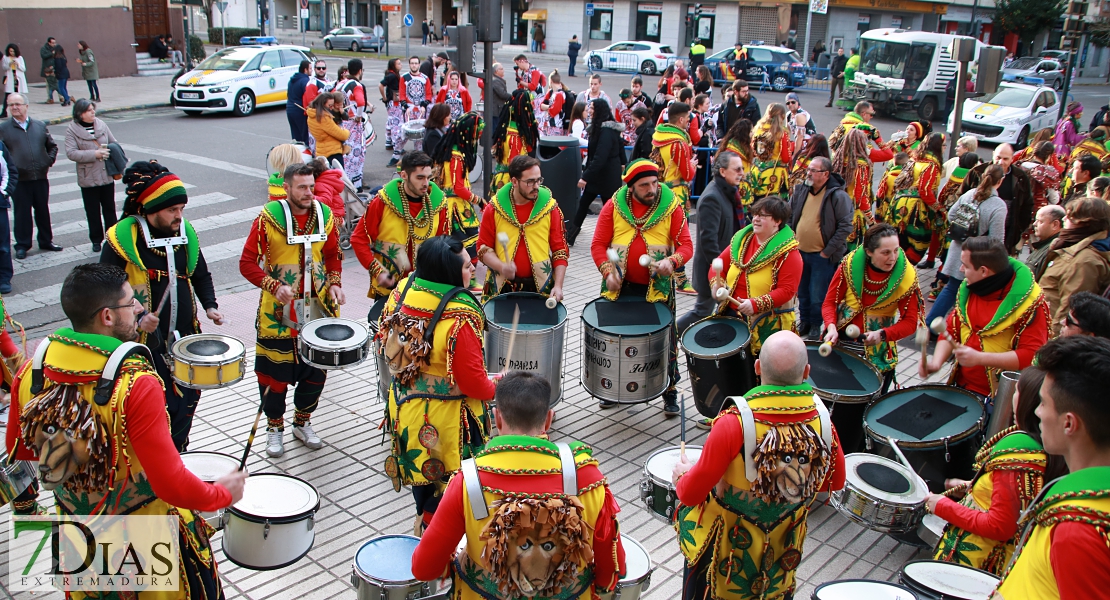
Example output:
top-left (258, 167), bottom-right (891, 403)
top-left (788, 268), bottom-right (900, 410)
top-left (1091, 18), bottom-right (1110, 49)
top-left (995, 0), bottom-right (1067, 55)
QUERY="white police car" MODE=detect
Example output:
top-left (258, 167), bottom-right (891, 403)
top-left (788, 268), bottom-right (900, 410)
top-left (946, 75), bottom-right (1063, 149)
top-left (174, 45), bottom-right (316, 117)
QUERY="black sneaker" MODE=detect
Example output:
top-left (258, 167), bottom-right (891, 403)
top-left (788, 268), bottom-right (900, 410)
top-left (797, 321), bottom-right (811, 339)
top-left (662, 389), bottom-right (679, 416)
top-left (598, 399), bottom-right (618, 409)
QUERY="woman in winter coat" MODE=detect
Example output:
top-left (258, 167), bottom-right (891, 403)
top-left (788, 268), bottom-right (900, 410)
top-left (306, 92), bottom-right (351, 166)
top-left (64, 99), bottom-right (118, 253)
top-left (76, 41), bottom-right (100, 102)
top-left (1, 44), bottom-right (27, 97)
top-left (1038, 196), bottom-right (1110, 336)
top-left (568, 99), bottom-right (626, 245)
top-left (54, 45), bottom-right (71, 107)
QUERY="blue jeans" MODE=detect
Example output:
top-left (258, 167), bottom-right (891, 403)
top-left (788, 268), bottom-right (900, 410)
top-left (568, 57), bottom-right (576, 76)
top-left (799, 251), bottom-right (837, 327)
top-left (57, 78), bottom-right (69, 103)
top-left (926, 275), bottom-right (962, 326)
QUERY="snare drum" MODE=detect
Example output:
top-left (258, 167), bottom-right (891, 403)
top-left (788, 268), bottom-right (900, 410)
top-left (680, 317), bottom-right (755, 418)
top-left (898, 560), bottom-right (1000, 600)
top-left (352, 535), bottom-right (447, 600)
top-left (917, 514), bottom-right (948, 549)
top-left (812, 579), bottom-right (919, 600)
top-left (611, 534), bottom-right (654, 599)
top-left (368, 298), bottom-right (391, 404)
top-left (402, 119), bottom-right (426, 140)
top-left (169, 334), bottom-right (246, 390)
top-left (483, 293), bottom-right (567, 407)
top-left (831, 453), bottom-right (928, 534)
top-left (864, 385), bottom-right (986, 493)
top-left (298, 317), bottom-right (371, 370)
top-left (222, 473), bottom-right (320, 570)
top-left (0, 460), bottom-right (37, 503)
top-left (581, 297), bottom-right (673, 404)
top-left (804, 341), bottom-right (882, 454)
top-left (640, 445), bottom-right (703, 520)
top-left (180, 451), bottom-right (238, 529)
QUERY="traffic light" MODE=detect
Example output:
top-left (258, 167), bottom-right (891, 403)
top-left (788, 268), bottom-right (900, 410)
top-left (694, 3), bottom-right (702, 19)
top-left (455, 24), bottom-right (476, 74)
top-left (477, 0), bottom-right (502, 43)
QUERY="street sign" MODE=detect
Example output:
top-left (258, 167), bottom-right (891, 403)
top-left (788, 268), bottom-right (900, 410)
top-left (215, 1), bottom-right (228, 12)
top-left (380, 0), bottom-right (401, 4)
top-left (403, 13), bottom-right (414, 26)
top-left (300, 8), bottom-right (309, 18)
top-left (586, 7), bottom-right (594, 15)
top-left (298, 0), bottom-right (307, 8)
top-left (382, 4), bottom-right (401, 11)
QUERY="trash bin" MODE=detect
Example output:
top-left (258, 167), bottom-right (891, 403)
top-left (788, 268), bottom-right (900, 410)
top-left (537, 136), bottom-right (582, 227)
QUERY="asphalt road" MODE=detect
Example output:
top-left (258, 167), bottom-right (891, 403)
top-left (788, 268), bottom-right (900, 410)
top-left (13, 48), bottom-right (1110, 336)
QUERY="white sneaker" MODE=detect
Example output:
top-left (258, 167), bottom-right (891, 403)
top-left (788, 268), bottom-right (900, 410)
top-left (293, 423), bottom-right (323, 449)
top-left (265, 428), bottom-right (284, 458)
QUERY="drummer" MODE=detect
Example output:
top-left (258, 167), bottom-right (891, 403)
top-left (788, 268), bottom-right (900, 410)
top-left (101, 161), bottom-right (224, 452)
top-left (430, 112), bottom-right (484, 261)
top-left (709, 195), bottom-right (802, 355)
top-left (351, 151), bottom-right (451, 301)
top-left (4, 263), bottom-right (247, 595)
top-left (920, 236), bottom-right (1049, 401)
top-left (239, 163), bottom-right (346, 458)
top-left (490, 89), bottom-right (540, 196)
top-left (672, 331), bottom-right (845, 600)
top-left (476, 155), bottom-right (568, 300)
top-left (591, 159), bottom-right (693, 415)
top-left (821, 223), bottom-right (923, 394)
top-left (926, 367), bottom-right (1057, 576)
top-left (410, 371), bottom-right (626, 598)
top-left (992, 336), bottom-right (1110, 599)
top-left (379, 236), bottom-right (496, 535)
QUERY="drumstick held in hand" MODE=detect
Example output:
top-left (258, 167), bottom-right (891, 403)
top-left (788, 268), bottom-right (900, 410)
top-left (845, 324), bottom-right (861, 339)
top-left (711, 258), bottom-right (724, 278)
top-left (929, 317), bottom-right (960, 346)
top-left (639, 254), bottom-right (656, 272)
top-left (497, 232), bottom-right (511, 260)
top-left (545, 296), bottom-right (557, 309)
top-left (239, 386), bottom-right (270, 471)
top-left (501, 306), bottom-right (520, 375)
top-left (679, 394), bottom-right (687, 458)
top-left (154, 284), bottom-right (173, 317)
top-left (714, 287), bottom-right (743, 308)
top-left (606, 249), bottom-right (624, 281)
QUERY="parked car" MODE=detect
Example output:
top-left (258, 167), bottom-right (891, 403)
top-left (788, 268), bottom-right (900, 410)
top-left (585, 41), bottom-right (675, 75)
top-left (323, 26), bottom-right (384, 52)
top-left (1002, 57), bottom-right (1065, 90)
top-left (703, 43), bottom-right (806, 91)
top-left (1040, 49), bottom-right (1070, 62)
top-left (173, 44), bottom-right (316, 117)
top-left (947, 79), bottom-right (1067, 149)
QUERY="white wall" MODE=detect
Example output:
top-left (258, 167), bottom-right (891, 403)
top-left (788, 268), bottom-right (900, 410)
top-left (714, 2), bottom-right (738, 51)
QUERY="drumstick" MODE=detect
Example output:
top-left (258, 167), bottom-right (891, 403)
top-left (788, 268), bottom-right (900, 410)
top-left (711, 258), bottom-right (724, 278)
top-left (154, 283), bottom-right (173, 317)
top-left (638, 254), bottom-right (656, 272)
top-left (929, 317), bottom-right (960, 346)
top-left (501, 306), bottom-right (520, 375)
top-left (845, 324), bottom-right (861, 339)
top-left (606, 249), bottom-right (624, 282)
top-left (545, 296), bottom-right (557, 309)
top-left (679, 394), bottom-right (687, 459)
top-left (497, 232), bottom-right (511, 260)
top-left (714, 287), bottom-right (743, 308)
top-left (888, 436), bottom-right (930, 492)
top-left (239, 386), bottom-right (270, 471)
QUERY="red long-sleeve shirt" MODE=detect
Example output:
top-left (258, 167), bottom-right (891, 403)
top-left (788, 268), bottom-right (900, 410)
top-left (477, 202), bottom-right (568, 279)
top-left (675, 412), bottom-right (846, 506)
top-left (934, 470), bottom-right (1022, 542)
top-left (869, 146), bottom-right (894, 163)
top-left (946, 280), bottom-right (1049, 397)
top-left (399, 72), bottom-right (433, 105)
top-left (447, 155), bottom-right (474, 202)
top-left (715, 242), bottom-right (802, 308)
top-left (449, 321), bottom-right (498, 400)
top-left (917, 161), bottom-right (942, 209)
top-left (591, 200), bottom-right (693, 285)
top-left (821, 262), bottom-right (920, 342)
top-left (543, 89), bottom-right (565, 118)
top-left (435, 85), bottom-right (473, 113)
top-left (5, 366), bottom-right (231, 512)
top-left (342, 80), bottom-right (366, 116)
top-left (0, 330), bottom-right (19, 362)
top-left (350, 194), bottom-right (452, 272)
top-left (1050, 522), bottom-right (1110, 598)
top-left (239, 210), bottom-right (343, 292)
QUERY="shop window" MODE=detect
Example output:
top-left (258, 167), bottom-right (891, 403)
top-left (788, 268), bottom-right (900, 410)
top-left (590, 10), bottom-right (613, 41)
top-left (636, 9), bottom-right (662, 43)
top-left (684, 5), bottom-right (714, 48)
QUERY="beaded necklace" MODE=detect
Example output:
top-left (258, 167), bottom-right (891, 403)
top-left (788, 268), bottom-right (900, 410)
top-left (400, 185), bottom-right (434, 242)
top-left (627, 192), bottom-right (661, 230)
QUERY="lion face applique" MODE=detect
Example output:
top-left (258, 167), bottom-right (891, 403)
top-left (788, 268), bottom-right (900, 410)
top-left (750, 423), bottom-right (829, 504)
top-left (20, 385), bottom-right (111, 493)
top-left (380, 311), bottom-right (432, 387)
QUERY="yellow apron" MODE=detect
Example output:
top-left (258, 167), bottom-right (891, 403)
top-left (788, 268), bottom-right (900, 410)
top-left (603, 184), bottom-right (685, 304)
top-left (833, 246), bottom-right (921, 373)
top-left (365, 178), bottom-right (448, 299)
top-left (481, 184), bottom-right (561, 298)
top-left (720, 225), bottom-right (799, 354)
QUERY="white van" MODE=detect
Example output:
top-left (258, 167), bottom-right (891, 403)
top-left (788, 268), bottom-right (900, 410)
top-left (845, 29), bottom-right (986, 122)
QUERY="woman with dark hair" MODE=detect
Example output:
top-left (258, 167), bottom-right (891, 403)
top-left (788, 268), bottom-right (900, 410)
top-left (379, 235), bottom-right (496, 534)
top-left (431, 112), bottom-right (485, 260)
top-left (434, 71), bottom-right (472, 121)
top-left (64, 99), bottom-right (118, 253)
top-left (789, 133), bottom-right (830, 190)
top-left (422, 103), bottom-right (451, 157)
top-left (380, 57), bottom-right (403, 155)
top-left (890, 132), bottom-right (945, 263)
top-left (926, 366), bottom-right (1062, 575)
top-left (53, 45), bottom-right (71, 107)
top-left (1, 44), bottom-right (25, 101)
top-left (76, 41), bottom-right (100, 102)
top-left (306, 92), bottom-right (350, 166)
top-left (694, 65), bottom-right (713, 95)
top-left (569, 98), bottom-right (626, 245)
top-left (715, 117), bottom-right (754, 172)
top-left (750, 103), bottom-right (792, 199)
top-left (822, 223), bottom-right (923, 406)
top-left (830, 128), bottom-right (894, 249)
top-left (490, 89), bottom-right (539, 195)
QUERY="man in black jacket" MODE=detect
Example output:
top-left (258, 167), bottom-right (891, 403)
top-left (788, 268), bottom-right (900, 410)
top-left (788, 157), bottom-right (853, 338)
top-left (827, 47), bottom-right (847, 107)
top-left (286, 60), bottom-right (311, 145)
top-left (0, 140), bottom-right (17, 293)
top-left (0, 94), bottom-right (60, 260)
top-left (676, 150), bottom-right (745, 334)
top-left (717, 80), bottom-right (760, 139)
top-left (958, 143), bottom-right (1034, 255)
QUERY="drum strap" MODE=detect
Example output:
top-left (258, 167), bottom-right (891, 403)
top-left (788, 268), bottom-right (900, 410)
top-left (281, 199), bottom-right (328, 329)
top-left (138, 216), bottom-right (186, 342)
top-left (733, 396), bottom-right (759, 484)
top-left (813, 394), bottom-right (833, 451)
top-left (29, 338), bottom-right (52, 394)
top-left (555, 442), bottom-right (578, 496)
top-left (461, 458), bottom-right (489, 521)
top-left (94, 343), bottom-right (154, 406)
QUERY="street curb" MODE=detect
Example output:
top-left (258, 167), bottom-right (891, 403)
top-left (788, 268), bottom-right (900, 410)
top-left (45, 101), bottom-right (172, 126)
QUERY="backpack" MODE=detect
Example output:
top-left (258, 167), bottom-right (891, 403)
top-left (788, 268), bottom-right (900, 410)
top-left (947, 195), bottom-right (980, 243)
top-left (558, 89), bottom-right (575, 130)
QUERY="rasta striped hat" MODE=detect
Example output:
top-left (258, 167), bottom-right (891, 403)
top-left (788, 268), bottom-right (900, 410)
top-left (122, 160), bottom-right (189, 216)
top-left (622, 159), bottom-right (660, 186)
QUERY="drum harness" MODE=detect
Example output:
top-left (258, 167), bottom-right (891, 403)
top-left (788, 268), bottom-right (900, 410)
top-left (279, 199), bottom-right (329, 333)
top-left (461, 442), bottom-right (578, 520)
top-left (731, 394), bottom-right (832, 485)
top-left (30, 338), bottom-right (155, 406)
top-left (137, 215), bottom-right (188, 357)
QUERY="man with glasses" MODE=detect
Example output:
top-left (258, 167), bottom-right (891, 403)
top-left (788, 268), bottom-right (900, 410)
top-left (286, 60), bottom-right (312, 145)
top-left (0, 93), bottom-right (61, 261)
top-left (1060, 291), bottom-right (1110, 338)
top-left (302, 60), bottom-right (333, 108)
top-left (785, 92), bottom-right (815, 152)
top-left (477, 155), bottom-right (568, 300)
top-left (829, 100), bottom-right (883, 153)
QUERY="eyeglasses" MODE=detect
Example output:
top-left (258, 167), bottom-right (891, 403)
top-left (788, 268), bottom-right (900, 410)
top-left (315, 66), bottom-right (327, 70)
top-left (90, 297), bottom-right (138, 320)
top-left (519, 177), bottom-right (544, 186)
top-left (806, 167), bottom-right (829, 173)
top-left (861, 112), bottom-right (875, 117)
top-left (6, 102), bottom-right (25, 107)
top-left (786, 100), bottom-right (797, 105)
top-left (1065, 313), bottom-right (1081, 329)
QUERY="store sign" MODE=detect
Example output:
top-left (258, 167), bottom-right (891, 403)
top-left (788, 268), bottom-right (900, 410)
top-left (858, 14), bottom-right (871, 24)
top-left (639, 3), bottom-right (663, 12)
top-left (593, 2), bottom-right (614, 9)
top-left (810, 0), bottom-right (828, 15)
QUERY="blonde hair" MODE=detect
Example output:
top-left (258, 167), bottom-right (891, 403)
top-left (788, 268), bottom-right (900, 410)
top-left (756, 103), bottom-right (788, 144)
top-left (268, 144), bottom-right (305, 176)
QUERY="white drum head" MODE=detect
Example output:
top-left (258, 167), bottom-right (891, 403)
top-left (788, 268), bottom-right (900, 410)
top-left (815, 580), bottom-right (918, 600)
top-left (180, 451), bottom-right (239, 482)
top-left (468, 157), bottom-right (483, 183)
top-left (172, 334), bottom-right (245, 363)
top-left (301, 318), bottom-right (369, 349)
top-left (645, 446), bottom-right (703, 483)
top-left (355, 535), bottom-right (421, 583)
top-left (845, 453), bottom-right (928, 505)
top-left (620, 534), bottom-right (652, 583)
top-left (902, 561), bottom-right (999, 599)
top-left (232, 474), bottom-right (320, 520)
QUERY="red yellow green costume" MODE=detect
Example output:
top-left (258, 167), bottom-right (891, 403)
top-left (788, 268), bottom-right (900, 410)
top-left (842, 158), bottom-right (875, 249)
top-left (750, 124), bottom-right (791, 199)
top-left (440, 147), bottom-right (482, 250)
top-left (890, 153), bottom-right (942, 264)
top-left (718, 225), bottom-right (799, 354)
top-left (480, 184), bottom-right (564, 299)
top-left (490, 124), bottom-right (533, 196)
top-left (874, 163), bottom-right (903, 223)
top-left (600, 182), bottom-right (685, 304)
top-left (828, 112), bottom-right (882, 153)
top-left (651, 123), bottom-right (695, 209)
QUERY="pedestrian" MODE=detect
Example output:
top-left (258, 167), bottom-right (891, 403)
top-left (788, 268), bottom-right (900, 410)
top-left (302, 59), bottom-right (332, 109)
top-left (628, 105), bottom-right (655, 162)
top-left (575, 73), bottom-right (612, 109)
top-left (1038, 197), bottom-right (1110, 337)
top-left (827, 47), bottom-right (847, 107)
top-left (2, 45), bottom-right (27, 101)
top-left (39, 38), bottom-right (57, 104)
top-left (421, 19), bottom-right (430, 45)
top-left (167, 36), bottom-right (184, 68)
top-left (435, 70), bottom-right (472, 121)
top-left (64, 99), bottom-right (118, 253)
top-left (811, 39), bottom-right (826, 65)
top-left (567, 35), bottom-right (581, 77)
top-left (0, 94), bottom-right (62, 259)
top-left (422, 103), bottom-right (450, 157)
top-left (0, 139), bottom-right (15, 292)
top-left (75, 41), bottom-right (100, 102)
top-left (379, 57), bottom-right (402, 154)
top-left (148, 35), bottom-right (169, 62)
top-left (694, 65), bottom-right (712, 95)
top-left (337, 58), bottom-right (370, 191)
top-left (442, 23), bottom-right (449, 46)
top-left (531, 22), bottom-right (545, 53)
top-left (488, 62), bottom-right (512, 134)
top-left (306, 92), bottom-right (350, 167)
top-left (429, 19), bottom-right (437, 42)
top-left (1055, 101), bottom-right (1085, 158)
top-left (286, 60), bottom-right (311, 145)
top-left (689, 38), bottom-right (706, 69)
top-left (538, 71), bottom-right (569, 135)
top-left (53, 45), bottom-right (71, 107)
top-left (569, 99), bottom-right (625, 245)
top-left (716, 79), bottom-right (759, 139)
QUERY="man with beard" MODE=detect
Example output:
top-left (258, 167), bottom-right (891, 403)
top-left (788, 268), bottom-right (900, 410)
top-left (672, 330), bottom-right (845, 600)
top-left (591, 159), bottom-right (693, 415)
top-left (392, 56), bottom-right (434, 167)
top-left (630, 75), bottom-right (653, 114)
top-left (101, 161), bottom-right (224, 451)
top-left (239, 163), bottom-right (346, 458)
top-left (958, 144), bottom-right (1034, 255)
top-left (352, 151), bottom-right (451, 302)
top-left (716, 79), bottom-right (760, 139)
top-left (477, 155), bottom-right (568, 300)
top-left (4, 263), bottom-right (246, 595)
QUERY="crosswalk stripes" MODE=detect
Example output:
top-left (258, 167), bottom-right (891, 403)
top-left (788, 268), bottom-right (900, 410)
top-left (50, 192), bottom-right (234, 236)
top-left (33, 183), bottom-right (198, 220)
top-left (48, 136), bottom-right (269, 181)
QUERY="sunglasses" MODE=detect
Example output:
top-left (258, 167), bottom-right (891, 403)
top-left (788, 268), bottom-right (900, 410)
top-left (1066, 313), bottom-right (1081, 330)
top-left (786, 100), bottom-right (797, 105)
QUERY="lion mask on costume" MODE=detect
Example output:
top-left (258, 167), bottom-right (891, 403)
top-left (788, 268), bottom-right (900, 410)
top-left (750, 423), bottom-right (829, 504)
top-left (20, 385), bottom-right (111, 492)
top-left (478, 497), bottom-right (595, 598)
top-left (380, 311), bottom-right (432, 387)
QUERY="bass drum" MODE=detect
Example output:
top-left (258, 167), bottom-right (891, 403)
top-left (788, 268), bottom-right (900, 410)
top-left (580, 297), bottom-right (673, 404)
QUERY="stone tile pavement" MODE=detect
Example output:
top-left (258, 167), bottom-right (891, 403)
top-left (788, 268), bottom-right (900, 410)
top-left (0, 214), bottom-right (953, 599)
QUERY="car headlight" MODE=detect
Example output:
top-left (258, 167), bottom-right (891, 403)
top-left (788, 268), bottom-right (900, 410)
top-left (996, 117), bottom-right (1021, 126)
top-left (209, 86), bottom-right (229, 93)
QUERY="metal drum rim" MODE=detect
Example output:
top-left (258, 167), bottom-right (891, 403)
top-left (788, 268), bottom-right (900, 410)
top-left (863, 384), bottom-right (986, 449)
top-left (843, 453), bottom-right (930, 503)
top-left (227, 473), bottom-right (321, 523)
top-left (171, 334), bottom-right (246, 363)
top-left (803, 340), bottom-right (883, 403)
top-left (299, 318), bottom-right (370, 350)
top-left (352, 534), bottom-right (425, 585)
top-left (679, 316), bottom-right (752, 360)
top-left (580, 298), bottom-right (672, 336)
top-left (179, 451), bottom-right (240, 482)
top-left (173, 371), bottom-right (246, 390)
top-left (618, 534), bottom-right (655, 586)
top-left (898, 559), bottom-right (1000, 599)
top-left (812, 579), bottom-right (920, 599)
top-left (483, 292), bottom-right (569, 330)
top-left (829, 490), bottom-right (922, 535)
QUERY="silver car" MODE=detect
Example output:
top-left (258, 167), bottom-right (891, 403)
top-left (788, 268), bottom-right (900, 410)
top-left (323, 27), bottom-right (384, 52)
top-left (1002, 57), bottom-right (1065, 90)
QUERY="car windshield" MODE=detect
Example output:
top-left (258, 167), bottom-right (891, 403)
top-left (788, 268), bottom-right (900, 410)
top-left (859, 39), bottom-right (908, 79)
top-left (1008, 57), bottom-right (1040, 70)
top-left (975, 87), bottom-right (1035, 108)
top-left (194, 49), bottom-right (254, 71)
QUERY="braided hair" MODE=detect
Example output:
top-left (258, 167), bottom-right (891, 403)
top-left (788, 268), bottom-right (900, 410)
top-left (121, 160), bottom-right (171, 217)
top-left (831, 127), bottom-right (869, 182)
top-left (493, 89), bottom-right (538, 163)
top-left (432, 111), bottom-right (484, 173)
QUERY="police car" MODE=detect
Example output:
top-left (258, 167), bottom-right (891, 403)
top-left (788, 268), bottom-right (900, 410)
top-left (946, 75), bottom-right (1064, 149)
top-left (174, 44), bottom-right (316, 117)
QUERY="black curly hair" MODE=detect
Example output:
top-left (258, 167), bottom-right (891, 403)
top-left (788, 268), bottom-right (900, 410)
top-left (121, 160), bottom-right (171, 217)
top-left (492, 89), bottom-right (538, 164)
top-left (431, 112), bottom-right (484, 173)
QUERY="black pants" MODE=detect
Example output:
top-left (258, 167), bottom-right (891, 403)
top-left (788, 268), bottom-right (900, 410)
top-left (287, 107), bottom-right (309, 145)
top-left (261, 361), bottom-right (327, 422)
top-left (0, 204), bottom-right (13, 285)
top-left (86, 80), bottom-right (100, 99)
top-left (12, 179), bottom-right (53, 251)
top-left (326, 153), bottom-right (345, 168)
top-left (829, 76), bottom-right (844, 103)
top-left (81, 182), bottom-right (117, 244)
top-left (152, 348), bottom-right (202, 452)
top-left (570, 183), bottom-right (608, 243)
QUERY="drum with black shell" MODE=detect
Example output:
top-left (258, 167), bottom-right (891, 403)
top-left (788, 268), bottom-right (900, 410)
top-left (679, 316), bottom-right (755, 418)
